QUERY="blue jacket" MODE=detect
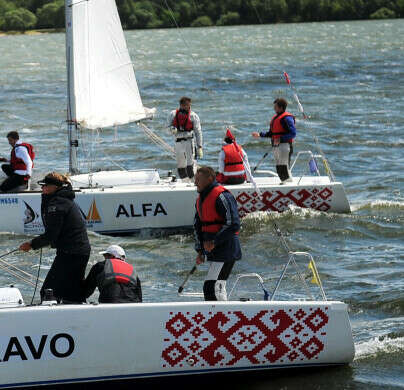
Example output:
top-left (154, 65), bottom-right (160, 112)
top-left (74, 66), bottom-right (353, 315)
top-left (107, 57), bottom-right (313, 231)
top-left (260, 115), bottom-right (296, 143)
top-left (194, 181), bottom-right (242, 263)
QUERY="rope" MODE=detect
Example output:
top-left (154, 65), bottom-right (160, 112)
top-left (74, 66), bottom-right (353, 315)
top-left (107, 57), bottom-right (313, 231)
top-left (138, 122), bottom-right (176, 160)
top-left (0, 263), bottom-right (37, 287)
top-left (0, 255), bottom-right (43, 282)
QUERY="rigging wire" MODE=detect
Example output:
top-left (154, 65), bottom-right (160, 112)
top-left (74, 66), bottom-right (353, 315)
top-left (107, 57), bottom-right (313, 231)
top-left (30, 248), bottom-right (43, 305)
top-left (282, 72), bottom-right (336, 181)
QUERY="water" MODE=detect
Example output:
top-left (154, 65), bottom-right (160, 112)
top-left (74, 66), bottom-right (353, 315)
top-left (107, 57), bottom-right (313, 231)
top-left (0, 19), bottom-right (403, 388)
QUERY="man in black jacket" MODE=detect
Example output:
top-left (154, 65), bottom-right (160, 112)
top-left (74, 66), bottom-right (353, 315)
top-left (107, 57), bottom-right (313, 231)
top-left (20, 172), bottom-right (91, 303)
top-left (194, 166), bottom-right (241, 301)
top-left (82, 245), bottom-right (142, 303)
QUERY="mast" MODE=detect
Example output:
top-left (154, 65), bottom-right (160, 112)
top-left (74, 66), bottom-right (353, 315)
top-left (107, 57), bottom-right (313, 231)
top-left (65, 0), bottom-right (79, 174)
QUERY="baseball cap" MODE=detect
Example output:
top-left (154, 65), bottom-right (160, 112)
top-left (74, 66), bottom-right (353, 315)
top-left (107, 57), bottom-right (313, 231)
top-left (37, 176), bottom-right (64, 187)
top-left (99, 245), bottom-right (126, 260)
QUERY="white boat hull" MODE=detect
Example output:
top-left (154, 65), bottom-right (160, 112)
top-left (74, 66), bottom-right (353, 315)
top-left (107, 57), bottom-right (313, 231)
top-left (0, 300), bottom-right (354, 388)
top-left (0, 172), bottom-right (350, 235)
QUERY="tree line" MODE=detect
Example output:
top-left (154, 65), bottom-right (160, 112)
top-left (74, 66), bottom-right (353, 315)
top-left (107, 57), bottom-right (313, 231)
top-left (0, 0), bottom-right (402, 32)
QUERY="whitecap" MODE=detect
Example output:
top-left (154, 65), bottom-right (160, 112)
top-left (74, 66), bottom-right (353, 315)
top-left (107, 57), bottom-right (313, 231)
top-left (355, 335), bottom-right (404, 360)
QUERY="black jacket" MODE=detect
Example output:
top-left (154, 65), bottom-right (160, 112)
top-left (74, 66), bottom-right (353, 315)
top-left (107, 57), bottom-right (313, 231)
top-left (194, 181), bottom-right (242, 263)
top-left (31, 184), bottom-right (90, 254)
top-left (82, 260), bottom-right (142, 303)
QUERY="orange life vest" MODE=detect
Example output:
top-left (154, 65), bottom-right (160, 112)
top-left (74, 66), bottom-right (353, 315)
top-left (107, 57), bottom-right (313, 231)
top-left (196, 185), bottom-right (227, 233)
top-left (173, 109), bottom-right (193, 131)
top-left (102, 258), bottom-right (137, 287)
top-left (270, 111), bottom-right (295, 142)
top-left (222, 143), bottom-right (246, 181)
top-left (10, 143), bottom-right (35, 172)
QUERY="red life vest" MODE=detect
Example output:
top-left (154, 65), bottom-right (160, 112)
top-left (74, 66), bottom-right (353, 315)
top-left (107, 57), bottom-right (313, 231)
top-left (270, 111), bottom-right (295, 142)
top-left (196, 185), bottom-right (227, 234)
top-left (102, 258), bottom-right (137, 287)
top-left (222, 143), bottom-right (246, 182)
top-left (173, 109), bottom-right (193, 131)
top-left (10, 143), bottom-right (35, 172)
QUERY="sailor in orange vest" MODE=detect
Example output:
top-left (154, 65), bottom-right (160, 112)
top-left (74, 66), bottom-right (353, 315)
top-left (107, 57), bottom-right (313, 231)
top-left (252, 98), bottom-right (296, 183)
top-left (194, 166), bottom-right (241, 301)
top-left (168, 96), bottom-right (203, 180)
top-left (216, 128), bottom-right (251, 185)
top-left (82, 245), bottom-right (142, 303)
top-left (0, 131), bottom-right (34, 192)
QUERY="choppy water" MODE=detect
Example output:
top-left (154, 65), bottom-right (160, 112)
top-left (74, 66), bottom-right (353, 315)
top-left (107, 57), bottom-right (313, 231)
top-left (0, 19), bottom-right (403, 389)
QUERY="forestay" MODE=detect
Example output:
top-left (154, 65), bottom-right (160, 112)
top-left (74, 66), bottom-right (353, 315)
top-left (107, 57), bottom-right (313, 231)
top-left (66, 0), bottom-right (155, 129)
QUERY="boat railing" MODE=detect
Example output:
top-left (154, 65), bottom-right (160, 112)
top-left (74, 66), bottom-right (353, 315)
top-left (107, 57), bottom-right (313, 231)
top-left (228, 273), bottom-right (269, 300)
top-left (179, 250), bottom-right (327, 302)
top-left (290, 150), bottom-right (336, 183)
top-left (271, 250), bottom-right (327, 302)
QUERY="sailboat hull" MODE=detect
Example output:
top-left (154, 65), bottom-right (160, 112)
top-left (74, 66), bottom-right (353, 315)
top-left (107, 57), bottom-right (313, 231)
top-left (0, 173), bottom-right (350, 236)
top-left (0, 300), bottom-right (354, 388)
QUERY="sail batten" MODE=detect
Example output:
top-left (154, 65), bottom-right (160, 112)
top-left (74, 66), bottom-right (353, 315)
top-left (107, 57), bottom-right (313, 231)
top-left (66, 0), bottom-right (154, 130)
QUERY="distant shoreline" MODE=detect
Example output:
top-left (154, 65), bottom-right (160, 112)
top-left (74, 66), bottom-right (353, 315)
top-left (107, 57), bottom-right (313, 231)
top-left (0, 18), bottom-right (400, 37)
top-left (0, 28), bottom-right (63, 37)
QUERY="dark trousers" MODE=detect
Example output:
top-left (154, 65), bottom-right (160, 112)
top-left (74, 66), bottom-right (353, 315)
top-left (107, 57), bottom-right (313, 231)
top-left (40, 251), bottom-right (90, 303)
top-left (1, 164), bottom-right (26, 192)
top-left (223, 176), bottom-right (245, 185)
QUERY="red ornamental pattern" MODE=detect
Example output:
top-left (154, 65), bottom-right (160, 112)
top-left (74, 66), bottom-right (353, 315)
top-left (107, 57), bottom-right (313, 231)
top-left (236, 187), bottom-right (333, 216)
top-left (162, 307), bottom-right (329, 368)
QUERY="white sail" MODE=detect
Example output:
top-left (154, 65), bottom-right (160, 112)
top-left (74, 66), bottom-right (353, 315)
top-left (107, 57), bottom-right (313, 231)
top-left (66, 0), bottom-right (155, 130)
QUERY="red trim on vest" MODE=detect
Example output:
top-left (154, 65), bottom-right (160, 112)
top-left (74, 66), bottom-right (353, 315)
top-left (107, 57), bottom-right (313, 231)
top-left (103, 258), bottom-right (137, 286)
top-left (10, 143), bottom-right (35, 172)
top-left (173, 109), bottom-right (193, 131)
top-left (222, 143), bottom-right (246, 182)
top-left (270, 111), bottom-right (295, 141)
top-left (196, 185), bottom-right (227, 233)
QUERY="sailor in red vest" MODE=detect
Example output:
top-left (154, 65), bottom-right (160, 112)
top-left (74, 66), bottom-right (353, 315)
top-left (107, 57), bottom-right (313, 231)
top-left (0, 131), bottom-right (34, 192)
top-left (252, 98), bottom-right (296, 183)
top-left (82, 245), bottom-right (142, 303)
top-left (216, 128), bottom-right (251, 185)
top-left (167, 96), bottom-right (203, 181)
top-left (194, 166), bottom-right (241, 301)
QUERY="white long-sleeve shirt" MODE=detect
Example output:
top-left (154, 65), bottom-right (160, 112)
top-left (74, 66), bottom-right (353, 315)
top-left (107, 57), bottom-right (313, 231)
top-left (167, 110), bottom-right (203, 148)
top-left (218, 143), bottom-right (252, 181)
top-left (12, 140), bottom-right (33, 176)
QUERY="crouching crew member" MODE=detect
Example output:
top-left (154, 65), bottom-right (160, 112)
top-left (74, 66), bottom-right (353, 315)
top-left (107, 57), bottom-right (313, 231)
top-left (217, 128), bottom-right (251, 185)
top-left (82, 245), bottom-right (142, 303)
top-left (19, 172), bottom-right (91, 303)
top-left (194, 166), bottom-right (241, 301)
top-left (168, 96), bottom-right (203, 180)
top-left (252, 98), bottom-right (296, 183)
top-left (0, 131), bottom-right (34, 192)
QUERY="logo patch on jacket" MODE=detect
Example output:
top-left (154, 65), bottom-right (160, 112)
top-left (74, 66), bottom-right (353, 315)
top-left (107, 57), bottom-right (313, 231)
top-left (48, 206), bottom-right (57, 213)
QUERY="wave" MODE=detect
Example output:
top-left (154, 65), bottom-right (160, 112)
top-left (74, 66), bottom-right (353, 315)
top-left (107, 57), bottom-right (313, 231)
top-left (352, 200), bottom-right (404, 212)
top-left (355, 334), bottom-right (404, 361)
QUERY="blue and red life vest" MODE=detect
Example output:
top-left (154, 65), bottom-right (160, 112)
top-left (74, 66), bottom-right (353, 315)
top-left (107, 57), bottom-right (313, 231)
top-left (270, 111), bottom-right (295, 143)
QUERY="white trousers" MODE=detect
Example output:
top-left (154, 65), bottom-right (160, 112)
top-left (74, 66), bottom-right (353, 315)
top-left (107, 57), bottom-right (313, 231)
top-left (174, 139), bottom-right (194, 169)
top-left (273, 142), bottom-right (291, 166)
